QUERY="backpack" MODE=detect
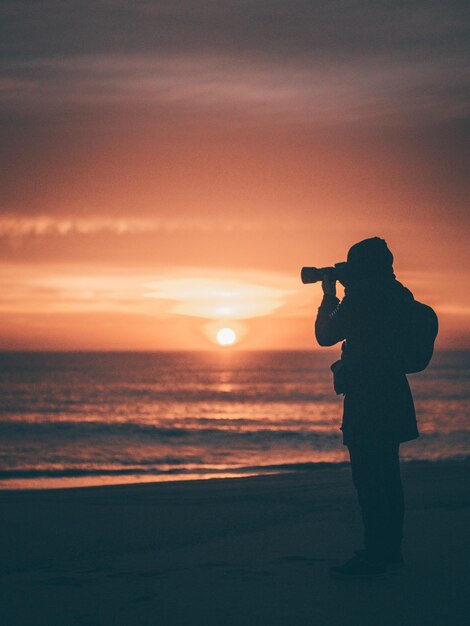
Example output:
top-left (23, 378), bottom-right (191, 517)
top-left (396, 300), bottom-right (439, 374)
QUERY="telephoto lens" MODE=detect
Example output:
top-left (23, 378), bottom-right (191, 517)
top-left (301, 267), bottom-right (335, 284)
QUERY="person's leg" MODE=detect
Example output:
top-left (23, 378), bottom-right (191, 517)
top-left (381, 441), bottom-right (404, 559)
top-left (348, 441), bottom-right (387, 561)
top-left (329, 441), bottom-right (388, 577)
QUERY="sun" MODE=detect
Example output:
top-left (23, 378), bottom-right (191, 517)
top-left (216, 327), bottom-right (237, 346)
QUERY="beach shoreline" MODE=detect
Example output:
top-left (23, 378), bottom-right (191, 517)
top-left (1, 461), bottom-right (469, 625)
top-left (0, 457), bottom-right (467, 492)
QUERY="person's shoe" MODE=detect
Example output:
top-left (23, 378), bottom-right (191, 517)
top-left (329, 552), bottom-right (386, 579)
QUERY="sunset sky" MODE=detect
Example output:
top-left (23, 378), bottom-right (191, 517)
top-left (1, 1), bottom-right (469, 350)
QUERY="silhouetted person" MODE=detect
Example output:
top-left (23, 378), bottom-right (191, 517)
top-left (315, 237), bottom-right (418, 578)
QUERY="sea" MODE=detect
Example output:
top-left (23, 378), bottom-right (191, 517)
top-left (0, 350), bottom-right (468, 489)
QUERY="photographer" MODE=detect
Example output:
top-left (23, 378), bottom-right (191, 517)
top-left (315, 237), bottom-right (419, 578)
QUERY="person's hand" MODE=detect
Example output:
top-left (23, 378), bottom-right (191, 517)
top-left (322, 274), bottom-right (337, 297)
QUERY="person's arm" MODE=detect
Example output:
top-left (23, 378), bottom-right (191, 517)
top-left (315, 275), bottom-right (348, 346)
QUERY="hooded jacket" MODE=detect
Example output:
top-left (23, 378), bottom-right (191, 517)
top-left (315, 276), bottom-right (419, 445)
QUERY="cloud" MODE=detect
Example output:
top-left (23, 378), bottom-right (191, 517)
top-left (0, 215), bottom-right (273, 238)
top-left (1, 1), bottom-right (468, 125)
top-left (2, 1), bottom-right (467, 60)
top-left (0, 264), bottom-right (303, 320)
top-left (144, 276), bottom-right (295, 319)
top-left (1, 51), bottom-right (467, 125)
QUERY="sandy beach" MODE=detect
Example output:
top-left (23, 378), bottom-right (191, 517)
top-left (1, 461), bottom-right (469, 626)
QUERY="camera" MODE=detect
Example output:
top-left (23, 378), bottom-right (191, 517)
top-left (301, 262), bottom-right (349, 285)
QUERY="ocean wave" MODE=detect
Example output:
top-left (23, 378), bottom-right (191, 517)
top-left (1, 420), bottom-right (469, 443)
top-left (0, 390), bottom-right (336, 410)
top-left (0, 419), bottom-right (343, 443)
top-left (0, 461), bottom-right (352, 480)
top-left (1, 457), bottom-right (469, 481)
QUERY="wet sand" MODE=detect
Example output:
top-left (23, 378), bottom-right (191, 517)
top-left (1, 462), bottom-right (469, 625)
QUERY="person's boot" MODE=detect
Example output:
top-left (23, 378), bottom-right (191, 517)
top-left (329, 551), bottom-right (386, 579)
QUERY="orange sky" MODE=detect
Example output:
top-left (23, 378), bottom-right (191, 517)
top-left (1, 2), bottom-right (469, 350)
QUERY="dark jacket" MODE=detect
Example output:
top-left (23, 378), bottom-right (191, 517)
top-left (315, 277), bottom-right (419, 445)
